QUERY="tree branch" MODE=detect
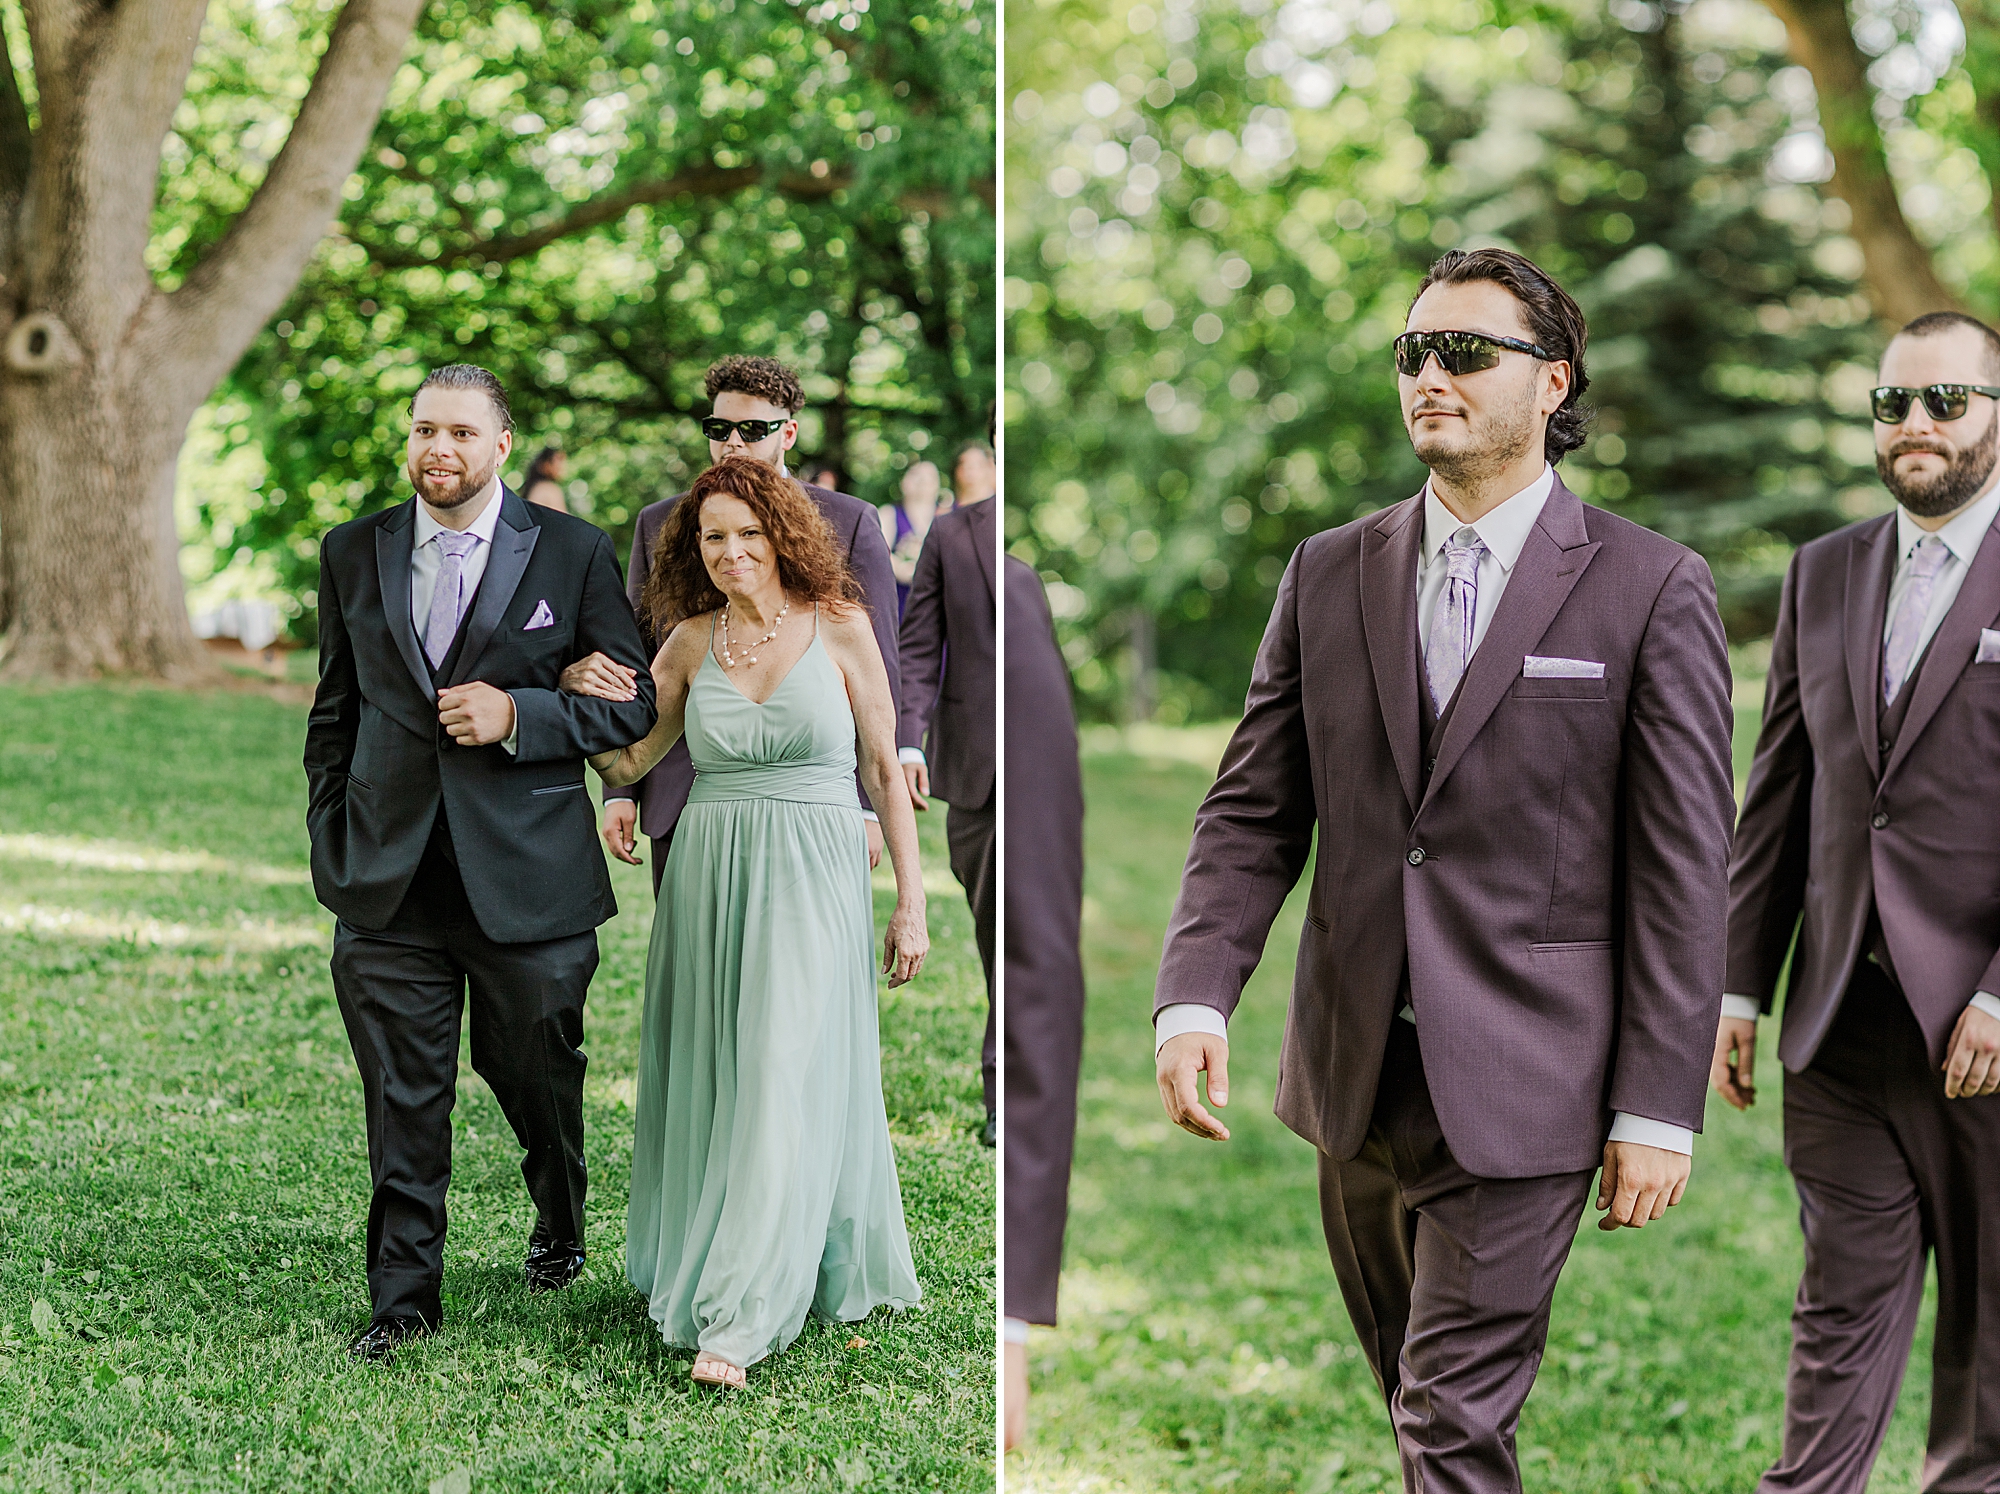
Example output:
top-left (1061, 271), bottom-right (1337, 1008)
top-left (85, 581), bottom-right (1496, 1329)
top-left (1950, 0), bottom-right (2000, 259)
top-left (0, 9), bottom-right (34, 279)
top-left (150, 0), bottom-right (425, 389)
top-left (1760, 0), bottom-right (1964, 323)
top-left (350, 162), bottom-right (995, 270)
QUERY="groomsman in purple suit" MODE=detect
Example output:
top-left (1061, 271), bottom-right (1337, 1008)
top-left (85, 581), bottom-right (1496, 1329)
top-left (1719, 312), bottom-right (2000, 1492)
top-left (1154, 248), bottom-right (1737, 1489)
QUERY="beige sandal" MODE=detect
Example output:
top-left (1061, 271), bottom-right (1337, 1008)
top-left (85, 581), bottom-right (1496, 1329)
top-left (690, 1352), bottom-right (747, 1390)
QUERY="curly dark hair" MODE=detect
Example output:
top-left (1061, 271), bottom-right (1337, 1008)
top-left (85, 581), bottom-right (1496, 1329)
top-left (1413, 248), bottom-right (1593, 462)
top-left (704, 355), bottom-right (805, 415)
top-left (641, 455), bottom-right (862, 638)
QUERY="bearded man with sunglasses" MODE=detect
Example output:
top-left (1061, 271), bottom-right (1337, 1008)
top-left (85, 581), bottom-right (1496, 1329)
top-left (589, 355), bottom-right (901, 882)
top-left (1719, 311), bottom-right (2000, 1492)
top-left (1154, 247), bottom-right (1736, 1490)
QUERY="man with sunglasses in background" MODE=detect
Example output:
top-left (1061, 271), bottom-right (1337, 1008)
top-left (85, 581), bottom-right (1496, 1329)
top-left (592, 355), bottom-right (901, 880)
top-left (1154, 246), bottom-right (1736, 1490)
top-left (1719, 312), bottom-right (2000, 1492)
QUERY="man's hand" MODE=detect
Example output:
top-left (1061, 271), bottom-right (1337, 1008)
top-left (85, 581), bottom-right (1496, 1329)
top-left (1711, 1015), bottom-right (1758, 1110)
top-left (1157, 1030), bottom-right (1231, 1141)
top-left (865, 818), bottom-right (885, 869)
top-left (903, 760), bottom-right (931, 812)
top-left (438, 682), bottom-right (516, 746)
top-left (1596, 1141), bottom-right (1690, 1231)
top-left (602, 800), bottom-right (641, 865)
top-left (1003, 1339), bottom-right (1027, 1451)
top-left (1943, 1003), bottom-right (2000, 1098)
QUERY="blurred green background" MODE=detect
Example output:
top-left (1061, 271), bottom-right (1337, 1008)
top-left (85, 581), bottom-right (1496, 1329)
top-left (151, 0), bottom-right (994, 640)
top-left (1004, 0), bottom-right (2000, 722)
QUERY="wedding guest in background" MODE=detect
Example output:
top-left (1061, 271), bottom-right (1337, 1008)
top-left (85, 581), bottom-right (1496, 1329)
top-left (951, 441), bottom-right (996, 512)
top-left (572, 454), bottom-right (926, 1388)
top-left (1718, 310), bottom-right (2000, 1492)
top-left (897, 458), bottom-right (996, 1144)
top-left (592, 356), bottom-right (900, 884)
top-left (1000, 557), bottom-right (1087, 1450)
top-left (522, 446), bottom-right (569, 513)
top-left (805, 463), bottom-right (845, 492)
top-left (881, 460), bottom-right (946, 618)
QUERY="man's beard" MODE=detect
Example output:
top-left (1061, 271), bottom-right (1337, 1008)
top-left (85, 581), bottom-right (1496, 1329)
top-left (409, 454), bottom-right (497, 510)
top-left (1409, 381), bottom-right (1540, 484)
top-left (1877, 414), bottom-right (1999, 518)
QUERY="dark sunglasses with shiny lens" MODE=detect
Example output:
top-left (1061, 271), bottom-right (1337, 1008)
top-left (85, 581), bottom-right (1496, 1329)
top-left (700, 416), bottom-right (791, 443)
top-left (1393, 329), bottom-right (1555, 378)
top-left (1870, 384), bottom-right (2000, 425)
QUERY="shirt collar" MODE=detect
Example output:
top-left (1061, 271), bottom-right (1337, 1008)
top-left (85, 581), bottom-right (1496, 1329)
top-left (1894, 481), bottom-right (2000, 569)
top-left (414, 476), bottom-right (504, 549)
top-left (1421, 464), bottom-right (1555, 573)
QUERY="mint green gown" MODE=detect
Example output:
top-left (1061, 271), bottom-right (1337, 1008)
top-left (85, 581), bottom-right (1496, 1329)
top-left (625, 627), bottom-right (922, 1367)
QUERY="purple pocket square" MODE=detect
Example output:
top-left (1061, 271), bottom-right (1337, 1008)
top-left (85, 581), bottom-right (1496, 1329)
top-left (1979, 627), bottom-right (2000, 665)
top-left (524, 600), bottom-right (555, 631)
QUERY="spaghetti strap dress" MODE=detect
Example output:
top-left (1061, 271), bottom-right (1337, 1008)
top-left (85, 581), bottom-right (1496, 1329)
top-left (624, 614), bottom-right (922, 1366)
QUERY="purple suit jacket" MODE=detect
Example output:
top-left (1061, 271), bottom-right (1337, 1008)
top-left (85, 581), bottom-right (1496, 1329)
top-left (897, 498), bottom-right (997, 812)
top-left (1155, 479), bottom-right (1737, 1178)
top-left (1728, 509), bottom-right (2000, 1072)
top-left (604, 479), bottom-right (901, 836)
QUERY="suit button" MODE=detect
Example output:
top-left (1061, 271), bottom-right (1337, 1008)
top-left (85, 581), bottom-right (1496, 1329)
top-left (1879, 739), bottom-right (1891, 756)
top-left (1407, 848), bottom-right (1426, 866)
top-left (1426, 757), bottom-right (1437, 773)
top-left (1871, 812), bottom-right (1890, 830)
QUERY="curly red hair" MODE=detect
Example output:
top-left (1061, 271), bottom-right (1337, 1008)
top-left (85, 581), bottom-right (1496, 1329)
top-left (642, 455), bottom-right (862, 638)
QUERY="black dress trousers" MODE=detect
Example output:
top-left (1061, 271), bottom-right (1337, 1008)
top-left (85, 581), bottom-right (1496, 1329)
top-left (330, 815), bottom-right (597, 1325)
top-left (946, 798), bottom-right (997, 1113)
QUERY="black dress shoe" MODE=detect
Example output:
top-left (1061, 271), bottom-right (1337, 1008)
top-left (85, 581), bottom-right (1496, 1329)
top-left (348, 1316), bottom-right (432, 1363)
top-left (524, 1240), bottom-right (587, 1294)
top-left (981, 1112), bottom-right (997, 1148)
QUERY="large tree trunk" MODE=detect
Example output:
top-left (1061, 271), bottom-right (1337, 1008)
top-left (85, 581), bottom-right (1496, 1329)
top-left (1760, 0), bottom-right (1965, 325)
top-left (0, 0), bottom-right (422, 681)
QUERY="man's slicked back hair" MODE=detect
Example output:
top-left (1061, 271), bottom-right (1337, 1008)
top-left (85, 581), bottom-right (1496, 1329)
top-left (412, 364), bottom-right (514, 434)
top-left (1895, 311), bottom-right (2000, 382)
top-left (1412, 247), bottom-right (1593, 461)
top-left (705, 355), bottom-right (806, 415)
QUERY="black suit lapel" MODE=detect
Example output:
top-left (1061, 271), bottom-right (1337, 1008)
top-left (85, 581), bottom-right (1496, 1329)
top-left (1882, 513), bottom-right (2000, 785)
top-left (1843, 516), bottom-right (1893, 782)
top-left (447, 487), bottom-right (541, 687)
top-left (375, 500), bottom-right (434, 698)
top-left (1424, 480), bottom-right (1600, 806)
top-left (1360, 495), bottom-right (1425, 815)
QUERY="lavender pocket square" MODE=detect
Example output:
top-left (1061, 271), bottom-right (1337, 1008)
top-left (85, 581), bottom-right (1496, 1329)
top-left (524, 600), bottom-right (555, 631)
top-left (1522, 655), bottom-right (1605, 680)
top-left (1979, 627), bottom-right (2000, 665)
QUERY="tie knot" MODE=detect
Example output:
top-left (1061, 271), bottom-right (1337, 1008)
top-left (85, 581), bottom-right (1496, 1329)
top-left (1443, 528), bottom-right (1485, 581)
top-left (437, 530), bottom-right (479, 561)
top-left (1911, 533), bottom-right (1949, 577)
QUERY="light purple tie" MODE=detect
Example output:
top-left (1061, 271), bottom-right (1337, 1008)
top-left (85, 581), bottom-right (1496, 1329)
top-left (1882, 534), bottom-right (1950, 705)
top-left (423, 530), bottom-right (480, 667)
top-left (1425, 527), bottom-right (1487, 714)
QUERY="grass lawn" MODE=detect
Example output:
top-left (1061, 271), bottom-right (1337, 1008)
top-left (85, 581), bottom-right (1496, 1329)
top-left (0, 681), bottom-right (994, 1493)
top-left (1008, 698), bottom-right (1938, 1494)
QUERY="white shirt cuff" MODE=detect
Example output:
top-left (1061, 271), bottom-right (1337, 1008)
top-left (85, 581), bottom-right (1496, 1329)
top-left (501, 693), bottom-right (519, 757)
top-left (1155, 1002), bottom-right (1228, 1053)
top-left (1608, 1113), bottom-right (1694, 1155)
top-left (1971, 992), bottom-right (2000, 1022)
top-left (1720, 994), bottom-right (1761, 1022)
top-left (862, 809), bottom-right (880, 823)
top-left (898, 747), bottom-right (927, 765)
top-left (1002, 1317), bottom-right (1030, 1344)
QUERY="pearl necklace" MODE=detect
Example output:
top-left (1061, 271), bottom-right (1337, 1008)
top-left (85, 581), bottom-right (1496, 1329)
top-left (721, 599), bottom-right (789, 667)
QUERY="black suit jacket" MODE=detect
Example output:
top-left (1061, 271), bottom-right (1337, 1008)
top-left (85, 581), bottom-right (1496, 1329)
top-left (305, 486), bottom-right (658, 943)
top-left (1728, 509), bottom-right (2000, 1071)
top-left (604, 478), bottom-right (900, 837)
top-left (897, 498), bottom-right (997, 811)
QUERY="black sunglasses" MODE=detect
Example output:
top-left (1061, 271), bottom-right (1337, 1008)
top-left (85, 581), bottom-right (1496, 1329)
top-left (1394, 329), bottom-right (1555, 378)
top-left (701, 416), bottom-right (791, 443)
top-left (1870, 384), bottom-right (2000, 424)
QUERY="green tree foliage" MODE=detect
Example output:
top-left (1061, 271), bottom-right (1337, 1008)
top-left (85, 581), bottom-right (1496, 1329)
top-left (172, 0), bottom-right (994, 636)
top-left (1005, 0), bottom-right (1995, 722)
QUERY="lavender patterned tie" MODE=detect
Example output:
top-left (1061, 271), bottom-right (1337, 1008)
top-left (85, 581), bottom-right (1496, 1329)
top-left (423, 530), bottom-right (480, 667)
top-left (1425, 527), bottom-right (1488, 714)
top-left (1882, 534), bottom-right (1950, 706)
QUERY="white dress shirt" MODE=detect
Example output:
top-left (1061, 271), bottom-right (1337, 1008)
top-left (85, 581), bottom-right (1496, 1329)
top-left (1722, 483), bottom-right (2000, 1030)
top-left (412, 478), bottom-right (517, 755)
top-left (1157, 466), bottom-right (1694, 1155)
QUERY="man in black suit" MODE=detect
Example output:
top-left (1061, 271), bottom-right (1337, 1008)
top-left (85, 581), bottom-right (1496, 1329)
top-left (600, 356), bottom-right (901, 882)
top-left (898, 456), bottom-right (997, 1142)
top-left (305, 365), bottom-right (656, 1361)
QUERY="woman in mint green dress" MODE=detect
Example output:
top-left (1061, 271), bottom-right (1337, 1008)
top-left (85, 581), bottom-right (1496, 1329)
top-left (576, 454), bottom-right (928, 1388)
